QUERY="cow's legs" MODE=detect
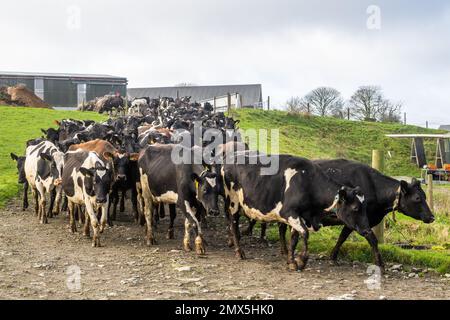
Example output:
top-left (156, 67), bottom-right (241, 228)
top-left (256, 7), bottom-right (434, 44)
top-left (110, 187), bottom-right (119, 221)
top-left (99, 201), bottom-right (109, 233)
top-left (62, 195), bottom-right (68, 212)
top-left (119, 191), bottom-right (125, 213)
top-left (279, 223), bottom-right (288, 255)
top-left (363, 230), bottom-right (384, 272)
top-left (22, 181), bottom-right (29, 210)
top-left (36, 185), bottom-right (47, 224)
top-left (230, 212), bottom-right (245, 259)
top-left (183, 203), bottom-right (205, 255)
top-left (287, 229), bottom-right (300, 270)
top-left (32, 189), bottom-right (39, 216)
top-left (330, 226), bottom-right (353, 263)
top-left (242, 218), bottom-right (256, 236)
top-left (85, 202), bottom-right (101, 247)
top-left (166, 204), bottom-right (176, 240)
top-left (142, 196), bottom-right (156, 245)
top-left (47, 188), bottom-right (56, 219)
top-left (183, 218), bottom-right (192, 251)
top-left (83, 211), bottom-right (90, 237)
top-left (68, 201), bottom-right (77, 233)
top-left (131, 186), bottom-right (139, 223)
top-left (53, 188), bottom-right (62, 216)
top-left (159, 203), bottom-right (165, 219)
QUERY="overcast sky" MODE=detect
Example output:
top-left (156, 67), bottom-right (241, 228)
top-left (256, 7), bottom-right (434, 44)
top-left (1, 0), bottom-right (449, 127)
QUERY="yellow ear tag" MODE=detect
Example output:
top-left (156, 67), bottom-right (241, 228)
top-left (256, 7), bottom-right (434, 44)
top-left (195, 180), bottom-right (199, 191)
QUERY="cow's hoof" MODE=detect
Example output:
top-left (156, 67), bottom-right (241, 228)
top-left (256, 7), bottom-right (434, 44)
top-left (166, 228), bottom-right (175, 240)
top-left (195, 237), bottom-right (206, 255)
top-left (70, 226), bottom-right (77, 233)
top-left (183, 240), bottom-right (192, 252)
top-left (288, 262), bottom-right (299, 271)
top-left (280, 247), bottom-right (288, 256)
top-left (235, 248), bottom-right (246, 260)
top-left (295, 256), bottom-right (307, 270)
top-left (227, 238), bottom-right (234, 248)
top-left (146, 238), bottom-right (157, 246)
top-left (241, 228), bottom-right (252, 237)
top-left (83, 232), bottom-right (90, 238)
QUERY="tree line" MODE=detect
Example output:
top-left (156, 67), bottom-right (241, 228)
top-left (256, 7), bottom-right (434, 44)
top-left (285, 86), bottom-right (402, 123)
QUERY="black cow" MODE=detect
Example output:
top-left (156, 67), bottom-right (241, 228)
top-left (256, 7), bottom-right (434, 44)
top-left (109, 152), bottom-right (140, 224)
top-left (10, 153), bottom-right (28, 210)
top-left (221, 154), bottom-right (372, 271)
top-left (314, 159), bottom-right (434, 267)
top-left (138, 144), bottom-right (220, 254)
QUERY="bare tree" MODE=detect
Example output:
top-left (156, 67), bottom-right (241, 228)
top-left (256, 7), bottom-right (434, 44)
top-left (349, 86), bottom-right (383, 121)
top-left (285, 96), bottom-right (304, 113)
top-left (303, 87), bottom-right (344, 117)
top-left (378, 100), bottom-right (402, 123)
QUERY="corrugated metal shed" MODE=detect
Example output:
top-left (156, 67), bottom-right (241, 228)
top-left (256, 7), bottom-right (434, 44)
top-left (127, 84), bottom-right (262, 107)
top-left (0, 71), bottom-right (127, 83)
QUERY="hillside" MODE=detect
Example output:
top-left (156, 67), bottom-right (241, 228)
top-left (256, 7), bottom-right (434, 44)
top-left (233, 109), bottom-right (444, 177)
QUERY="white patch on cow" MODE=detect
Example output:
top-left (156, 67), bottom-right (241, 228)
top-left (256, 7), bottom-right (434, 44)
top-left (357, 195), bottom-right (365, 203)
top-left (236, 188), bottom-right (286, 223)
top-left (284, 168), bottom-right (297, 192)
top-left (97, 170), bottom-right (106, 178)
top-left (118, 153), bottom-right (126, 159)
top-left (155, 191), bottom-right (178, 204)
top-left (288, 217), bottom-right (306, 235)
top-left (205, 177), bottom-right (216, 188)
top-left (184, 200), bottom-right (202, 234)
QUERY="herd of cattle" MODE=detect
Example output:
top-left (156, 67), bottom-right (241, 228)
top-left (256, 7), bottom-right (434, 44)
top-left (9, 96), bottom-right (435, 272)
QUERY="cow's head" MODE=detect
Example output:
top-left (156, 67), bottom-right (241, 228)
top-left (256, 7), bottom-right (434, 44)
top-left (10, 153), bottom-right (27, 184)
top-left (113, 152), bottom-right (139, 181)
top-left (326, 186), bottom-right (371, 236)
top-left (40, 151), bottom-right (65, 186)
top-left (80, 161), bottom-right (113, 204)
top-left (191, 170), bottom-right (220, 216)
top-left (397, 178), bottom-right (434, 223)
top-left (41, 128), bottom-right (60, 143)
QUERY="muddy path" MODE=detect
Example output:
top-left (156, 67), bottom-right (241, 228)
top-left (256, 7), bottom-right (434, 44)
top-left (0, 198), bottom-right (448, 300)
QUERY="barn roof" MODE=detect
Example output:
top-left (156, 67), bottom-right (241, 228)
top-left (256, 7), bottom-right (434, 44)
top-left (0, 71), bottom-right (127, 82)
top-left (127, 84), bottom-right (262, 107)
top-left (438, 125), bottom-right (450, 131)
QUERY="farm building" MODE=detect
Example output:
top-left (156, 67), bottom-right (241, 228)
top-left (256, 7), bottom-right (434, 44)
top-left (0, 71), bottom-right (127, 108)
top-left (128, 84), bottom-right (263, 111)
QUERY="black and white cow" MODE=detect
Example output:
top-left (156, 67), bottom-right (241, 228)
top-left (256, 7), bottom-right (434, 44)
top-left (24, 141), bottom-right (65, 223)
top-left (221, 153), bottom-right (372, 271)
top-left (62, 150), bottom-right (114, 247)
top-left (138, 144), bottom-right (220, 254)
top-left (10, 153), bottom-right (28, 210)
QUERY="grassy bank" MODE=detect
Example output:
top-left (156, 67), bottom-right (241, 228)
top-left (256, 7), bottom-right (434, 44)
top-left (0, 106), bottom-right (106, 207)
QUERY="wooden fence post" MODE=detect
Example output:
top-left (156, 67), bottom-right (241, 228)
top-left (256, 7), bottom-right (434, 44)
top-left (267, 96), bottom-right (270, 110)
top-left (427, 174), bottom-right (434, 212)
top-left (372, 150), bottom-right (385, 243)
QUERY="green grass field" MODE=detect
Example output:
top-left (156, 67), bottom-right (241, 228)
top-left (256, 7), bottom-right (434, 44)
top-left (0, 106), bottom-right (106, 207)
top-left (0, 106), bottom-right (448, 272)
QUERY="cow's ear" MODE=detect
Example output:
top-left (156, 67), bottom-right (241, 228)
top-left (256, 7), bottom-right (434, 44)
top-left (400, 180), bottom-right (409, 194)
top-left (40, 153), bottom-right (53, 162)
top-left (10, 153), bottom-right (18, 161)
top-left (80, 167), bottom-right (94, 177)
top-left (103, 152), bottom-right (114, 161)
top-left (411, 177), bottom-right (420, 187)
top-left (191, 173), bottom-right (201, 183)
top-left (53, 120), bottom-right (60, 126)
top-left (41, 129), bottom-right (47, 135)
top-left (129, 153), bottom-right (139, 161)
top-left (338, 187), bottom-right (347, 202)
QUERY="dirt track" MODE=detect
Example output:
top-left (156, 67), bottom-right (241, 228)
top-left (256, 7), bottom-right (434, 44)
top-left (0, 198), bottom-right (448, 300)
